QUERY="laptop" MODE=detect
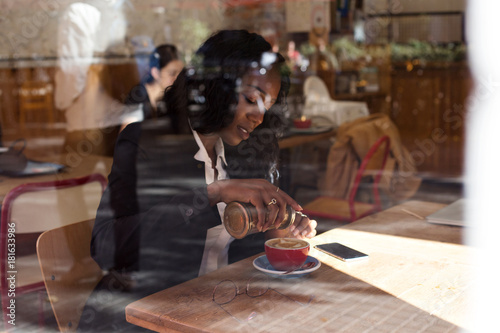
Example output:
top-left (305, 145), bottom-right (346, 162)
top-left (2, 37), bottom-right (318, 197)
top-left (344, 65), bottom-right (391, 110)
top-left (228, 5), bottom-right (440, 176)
top-left (426, 198), bottom-right (465, 227)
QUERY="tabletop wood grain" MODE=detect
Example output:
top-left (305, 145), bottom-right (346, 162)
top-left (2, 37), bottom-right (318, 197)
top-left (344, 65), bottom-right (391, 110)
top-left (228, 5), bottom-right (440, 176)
top-left (126, 200), bottom-right (472, 333)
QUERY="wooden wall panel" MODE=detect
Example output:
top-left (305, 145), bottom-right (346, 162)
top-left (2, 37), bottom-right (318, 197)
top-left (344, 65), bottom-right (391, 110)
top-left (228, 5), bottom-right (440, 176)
top-left (390, 62), bottom-right (472, 178)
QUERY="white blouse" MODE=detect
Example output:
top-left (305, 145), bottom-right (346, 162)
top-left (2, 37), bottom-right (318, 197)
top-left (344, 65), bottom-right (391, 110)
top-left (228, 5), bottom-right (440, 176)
top-left (192, 130), bottom-right (234, 276)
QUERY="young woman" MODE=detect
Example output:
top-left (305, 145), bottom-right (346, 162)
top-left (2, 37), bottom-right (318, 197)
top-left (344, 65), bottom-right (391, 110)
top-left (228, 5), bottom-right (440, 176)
top-left (79, 30), bottom-right (317, 332)
top-left (122, 44), bottom-right (184, 127)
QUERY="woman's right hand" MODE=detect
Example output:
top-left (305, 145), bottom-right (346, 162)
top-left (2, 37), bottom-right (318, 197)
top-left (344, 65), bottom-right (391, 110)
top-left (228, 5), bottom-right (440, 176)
top-left (208, 179), bottom-right (302, 231)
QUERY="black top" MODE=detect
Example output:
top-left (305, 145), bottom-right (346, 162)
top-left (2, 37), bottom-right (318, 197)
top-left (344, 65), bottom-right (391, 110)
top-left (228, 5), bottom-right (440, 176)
top-left (124, 83), bottom-right (154, 120)
top-left (80, 117), bottom-right (266, 332)
top-left (92, 118), bottom-right (265, 288)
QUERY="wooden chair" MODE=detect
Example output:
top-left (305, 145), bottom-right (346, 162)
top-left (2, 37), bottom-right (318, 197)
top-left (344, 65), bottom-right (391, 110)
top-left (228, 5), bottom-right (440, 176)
top-left (302, 136), bottom-right (391, 222)
top-left (37, 219), bottom-right (103, 332)
top-left (0, 174), bottom-right (107, 331)
top-left (302, 75), bottom-right (369, 127)
top-left (18, 80), bottom-right (54, 129)
top-left (290, 76), bottom-right (371, 197)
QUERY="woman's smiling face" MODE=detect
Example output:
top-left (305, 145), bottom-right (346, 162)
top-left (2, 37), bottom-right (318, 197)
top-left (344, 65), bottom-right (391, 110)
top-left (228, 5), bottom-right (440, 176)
top-left (218, 68), bottom-right (281, 146)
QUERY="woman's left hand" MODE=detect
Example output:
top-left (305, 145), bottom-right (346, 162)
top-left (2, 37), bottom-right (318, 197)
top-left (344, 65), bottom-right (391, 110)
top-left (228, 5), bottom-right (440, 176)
top-left (289, 212), bottom-right (317, 239)
top-left (266, 212), bottom-right (317, 239)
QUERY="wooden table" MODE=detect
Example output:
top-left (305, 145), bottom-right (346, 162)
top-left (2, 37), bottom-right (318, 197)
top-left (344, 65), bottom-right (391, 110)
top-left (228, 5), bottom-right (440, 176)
top-left (0, 153), bottom-right (112, 203)
top-left (126, 200), bottom-right (473, 332)
top-left (278, 128), bottom-right (337, 149)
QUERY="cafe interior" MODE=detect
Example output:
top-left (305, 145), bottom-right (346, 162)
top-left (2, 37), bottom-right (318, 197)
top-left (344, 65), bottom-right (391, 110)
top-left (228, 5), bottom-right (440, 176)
top-left (1, 0), bottom-right (498, 332)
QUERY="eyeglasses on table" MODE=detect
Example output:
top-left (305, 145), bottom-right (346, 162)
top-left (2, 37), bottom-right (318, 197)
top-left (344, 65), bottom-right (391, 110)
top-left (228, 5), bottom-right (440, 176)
top-left (212, 274), bottom-right (314, 323)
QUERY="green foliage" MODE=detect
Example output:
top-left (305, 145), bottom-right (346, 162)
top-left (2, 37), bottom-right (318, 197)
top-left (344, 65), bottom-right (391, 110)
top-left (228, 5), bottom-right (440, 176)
top-left (298, 38), bottom-right (467, 64)
top-left (390, 39), bottom-right (467, 62)
top-left (331, 37), bottom-right (366, 61)
top-left (299, 43), bottom-right (316, 58)
top-left (179, 18), bottom-right (210, 58)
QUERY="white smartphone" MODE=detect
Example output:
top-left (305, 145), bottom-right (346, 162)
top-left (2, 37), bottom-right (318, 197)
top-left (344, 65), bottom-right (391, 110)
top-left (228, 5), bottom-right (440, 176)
top-left (314, 242), bottom-right (368, 262)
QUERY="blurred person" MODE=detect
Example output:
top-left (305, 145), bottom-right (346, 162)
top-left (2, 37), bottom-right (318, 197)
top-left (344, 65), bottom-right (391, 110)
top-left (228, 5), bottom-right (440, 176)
top-left (55, 0), bottom-right (136, 157)
top-left (286, 40), bottom-right (304, 70)
top-left (79, 29), bottom-right (317, 332)
top-left (121, 44), bottom-right (184, 129)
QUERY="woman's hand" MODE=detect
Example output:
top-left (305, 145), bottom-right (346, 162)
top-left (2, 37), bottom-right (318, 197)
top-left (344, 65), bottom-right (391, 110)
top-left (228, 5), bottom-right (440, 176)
top-left (266, 212), bottom-right (317, 240)
top-left (208, 179), bottom-right (302, 231)
top-left (289, 212), bottom-right (317, 239)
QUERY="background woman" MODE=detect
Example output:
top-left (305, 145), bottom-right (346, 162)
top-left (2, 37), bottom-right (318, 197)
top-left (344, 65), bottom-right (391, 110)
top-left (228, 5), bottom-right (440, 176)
top-left (122, 44), bottom-right (184, 128)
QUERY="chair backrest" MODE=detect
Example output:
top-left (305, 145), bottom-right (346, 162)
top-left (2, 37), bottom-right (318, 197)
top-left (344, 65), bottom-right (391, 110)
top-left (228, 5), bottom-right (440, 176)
top-left (37, 219), bottom-right (103, 332)
top-left (304, 75), bottom-right (332, 104)
top-left (348, 136), bottom-right (391, 211)
top-left (303, 76), bottom-right (336, 127)
top-left (1, 173), bottom-right (106, 234)
top-left (303, 75), bottom-right (370, 128)
top-left (0, 173), bottom-right (106, 330)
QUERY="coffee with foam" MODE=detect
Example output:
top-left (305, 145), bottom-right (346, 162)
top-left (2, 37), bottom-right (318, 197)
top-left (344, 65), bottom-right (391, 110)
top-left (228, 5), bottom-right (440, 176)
top-left (265, 238), bottom-right (310, 271)
top-left (267, 238), bottom-right (308, 249)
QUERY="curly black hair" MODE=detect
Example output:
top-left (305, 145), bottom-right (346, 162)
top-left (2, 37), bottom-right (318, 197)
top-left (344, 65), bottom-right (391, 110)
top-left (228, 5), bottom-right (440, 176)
top-left (163, 29), bottom-right (290, 183)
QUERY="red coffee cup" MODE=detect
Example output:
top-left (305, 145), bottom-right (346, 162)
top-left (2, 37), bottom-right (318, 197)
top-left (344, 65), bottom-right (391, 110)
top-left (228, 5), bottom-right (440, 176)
top-left (265, 238), bottom-right (310, 271)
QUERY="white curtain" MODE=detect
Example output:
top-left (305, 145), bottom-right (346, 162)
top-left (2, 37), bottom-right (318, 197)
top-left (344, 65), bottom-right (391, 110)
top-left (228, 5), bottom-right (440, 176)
top-left (465, 0), bottom-right (500, 331)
